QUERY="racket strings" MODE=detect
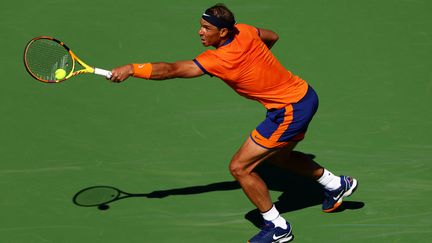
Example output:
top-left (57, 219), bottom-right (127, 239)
top-left (25, 39), bottom-right (73, 81)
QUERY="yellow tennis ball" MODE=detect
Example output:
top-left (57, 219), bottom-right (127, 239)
top-left (55, 68), bottom-right (66, 80)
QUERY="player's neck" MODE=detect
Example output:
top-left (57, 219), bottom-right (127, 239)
top-left (215, 36), bottom-right (234, 48)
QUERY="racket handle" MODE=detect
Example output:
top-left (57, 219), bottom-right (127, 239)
top-left (94, 67), bottom-right (112, 79)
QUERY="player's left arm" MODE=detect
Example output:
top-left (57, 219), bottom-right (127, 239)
top-left (257, 28), bottom-right (279, 49)
top-left (110, 60), bottom-right (204, 82)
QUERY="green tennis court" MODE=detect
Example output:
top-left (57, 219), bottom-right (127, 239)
top-left (1, 0), bottom-right (431, 242)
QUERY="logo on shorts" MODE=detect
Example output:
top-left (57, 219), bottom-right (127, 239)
top-left (254, 135), bottom-right (262, 140)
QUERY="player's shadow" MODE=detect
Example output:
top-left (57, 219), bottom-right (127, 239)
top-left (245, 158), bottom-right (365, 228)
top-left (73, 152), bottom-right (364, 227)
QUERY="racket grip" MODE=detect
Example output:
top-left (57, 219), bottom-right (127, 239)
top-left (94, 67), bottom-right (112, 79)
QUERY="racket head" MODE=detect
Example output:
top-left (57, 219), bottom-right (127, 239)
top-left (24, 36), bottom-right (76, 83)
top-left (73, 186), bottom-right (122, 207)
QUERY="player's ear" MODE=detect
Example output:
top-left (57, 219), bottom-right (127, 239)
top-left (219, 28), bottom-right (229, 38)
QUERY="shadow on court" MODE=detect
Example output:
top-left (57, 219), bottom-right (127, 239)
top-left (72, 152), bottom-right (364, 227)
top-left (245, 160), bottom-right (365, 228)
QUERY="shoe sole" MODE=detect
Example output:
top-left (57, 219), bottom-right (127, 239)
top-left (247, 233), bottom-right (294, 243)
top-left (323, 178), bottom-right (358, 213)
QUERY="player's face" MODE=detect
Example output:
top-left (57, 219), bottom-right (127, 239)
top-left (198, 19), bottom-right (223, 47)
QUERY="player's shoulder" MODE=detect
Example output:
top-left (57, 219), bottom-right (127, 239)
top-left (235, 23), bottom-right (260, 38)
top-left (235, 23), bottom-right (257, 32)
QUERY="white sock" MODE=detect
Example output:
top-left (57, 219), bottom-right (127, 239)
top-left (261, 205), bottom-right (287, 229)
top-left (317, 169), bottom-right (341, 191)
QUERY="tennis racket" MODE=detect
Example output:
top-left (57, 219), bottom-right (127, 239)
top-left (23, 36), bottom-right (112, 83)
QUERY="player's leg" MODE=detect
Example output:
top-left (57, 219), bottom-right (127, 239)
top-left (229, 137), bottom-right (293, 243)
top-left (229, 136), bottom-right (277, 212)
top-left (266, 142), bottom-right (324, 179)
top-left (267, 144), bottom-right (358, 213)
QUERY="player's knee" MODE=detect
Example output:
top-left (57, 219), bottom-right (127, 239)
top-left (229, 159), bottom-right (248, 180)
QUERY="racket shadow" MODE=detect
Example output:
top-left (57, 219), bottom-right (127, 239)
top-left (72, 181), bottom-right (242, 210)
top-left (146, 181), bottom-right (241, 198)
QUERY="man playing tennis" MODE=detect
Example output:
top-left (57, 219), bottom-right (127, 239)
top-left (110, 4), bottom-right (358, 243)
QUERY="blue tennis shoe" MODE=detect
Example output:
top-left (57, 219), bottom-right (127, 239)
top-left (248, 220), bottom-right (293, 243)
top-left (322, 175), bottom-right (358, 212)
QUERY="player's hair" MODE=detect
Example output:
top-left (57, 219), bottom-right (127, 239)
top-left (205, 3), bottom-right (237, 34)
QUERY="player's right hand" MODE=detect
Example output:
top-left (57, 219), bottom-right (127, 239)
top-left (110, 64), bottom-right (134, 83)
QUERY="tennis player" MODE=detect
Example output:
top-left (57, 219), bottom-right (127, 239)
top-left (110, 4), bottom-right (358, 243)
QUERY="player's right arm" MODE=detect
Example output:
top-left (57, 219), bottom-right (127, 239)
top-left (110, 60), bottom-right (204, 82)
